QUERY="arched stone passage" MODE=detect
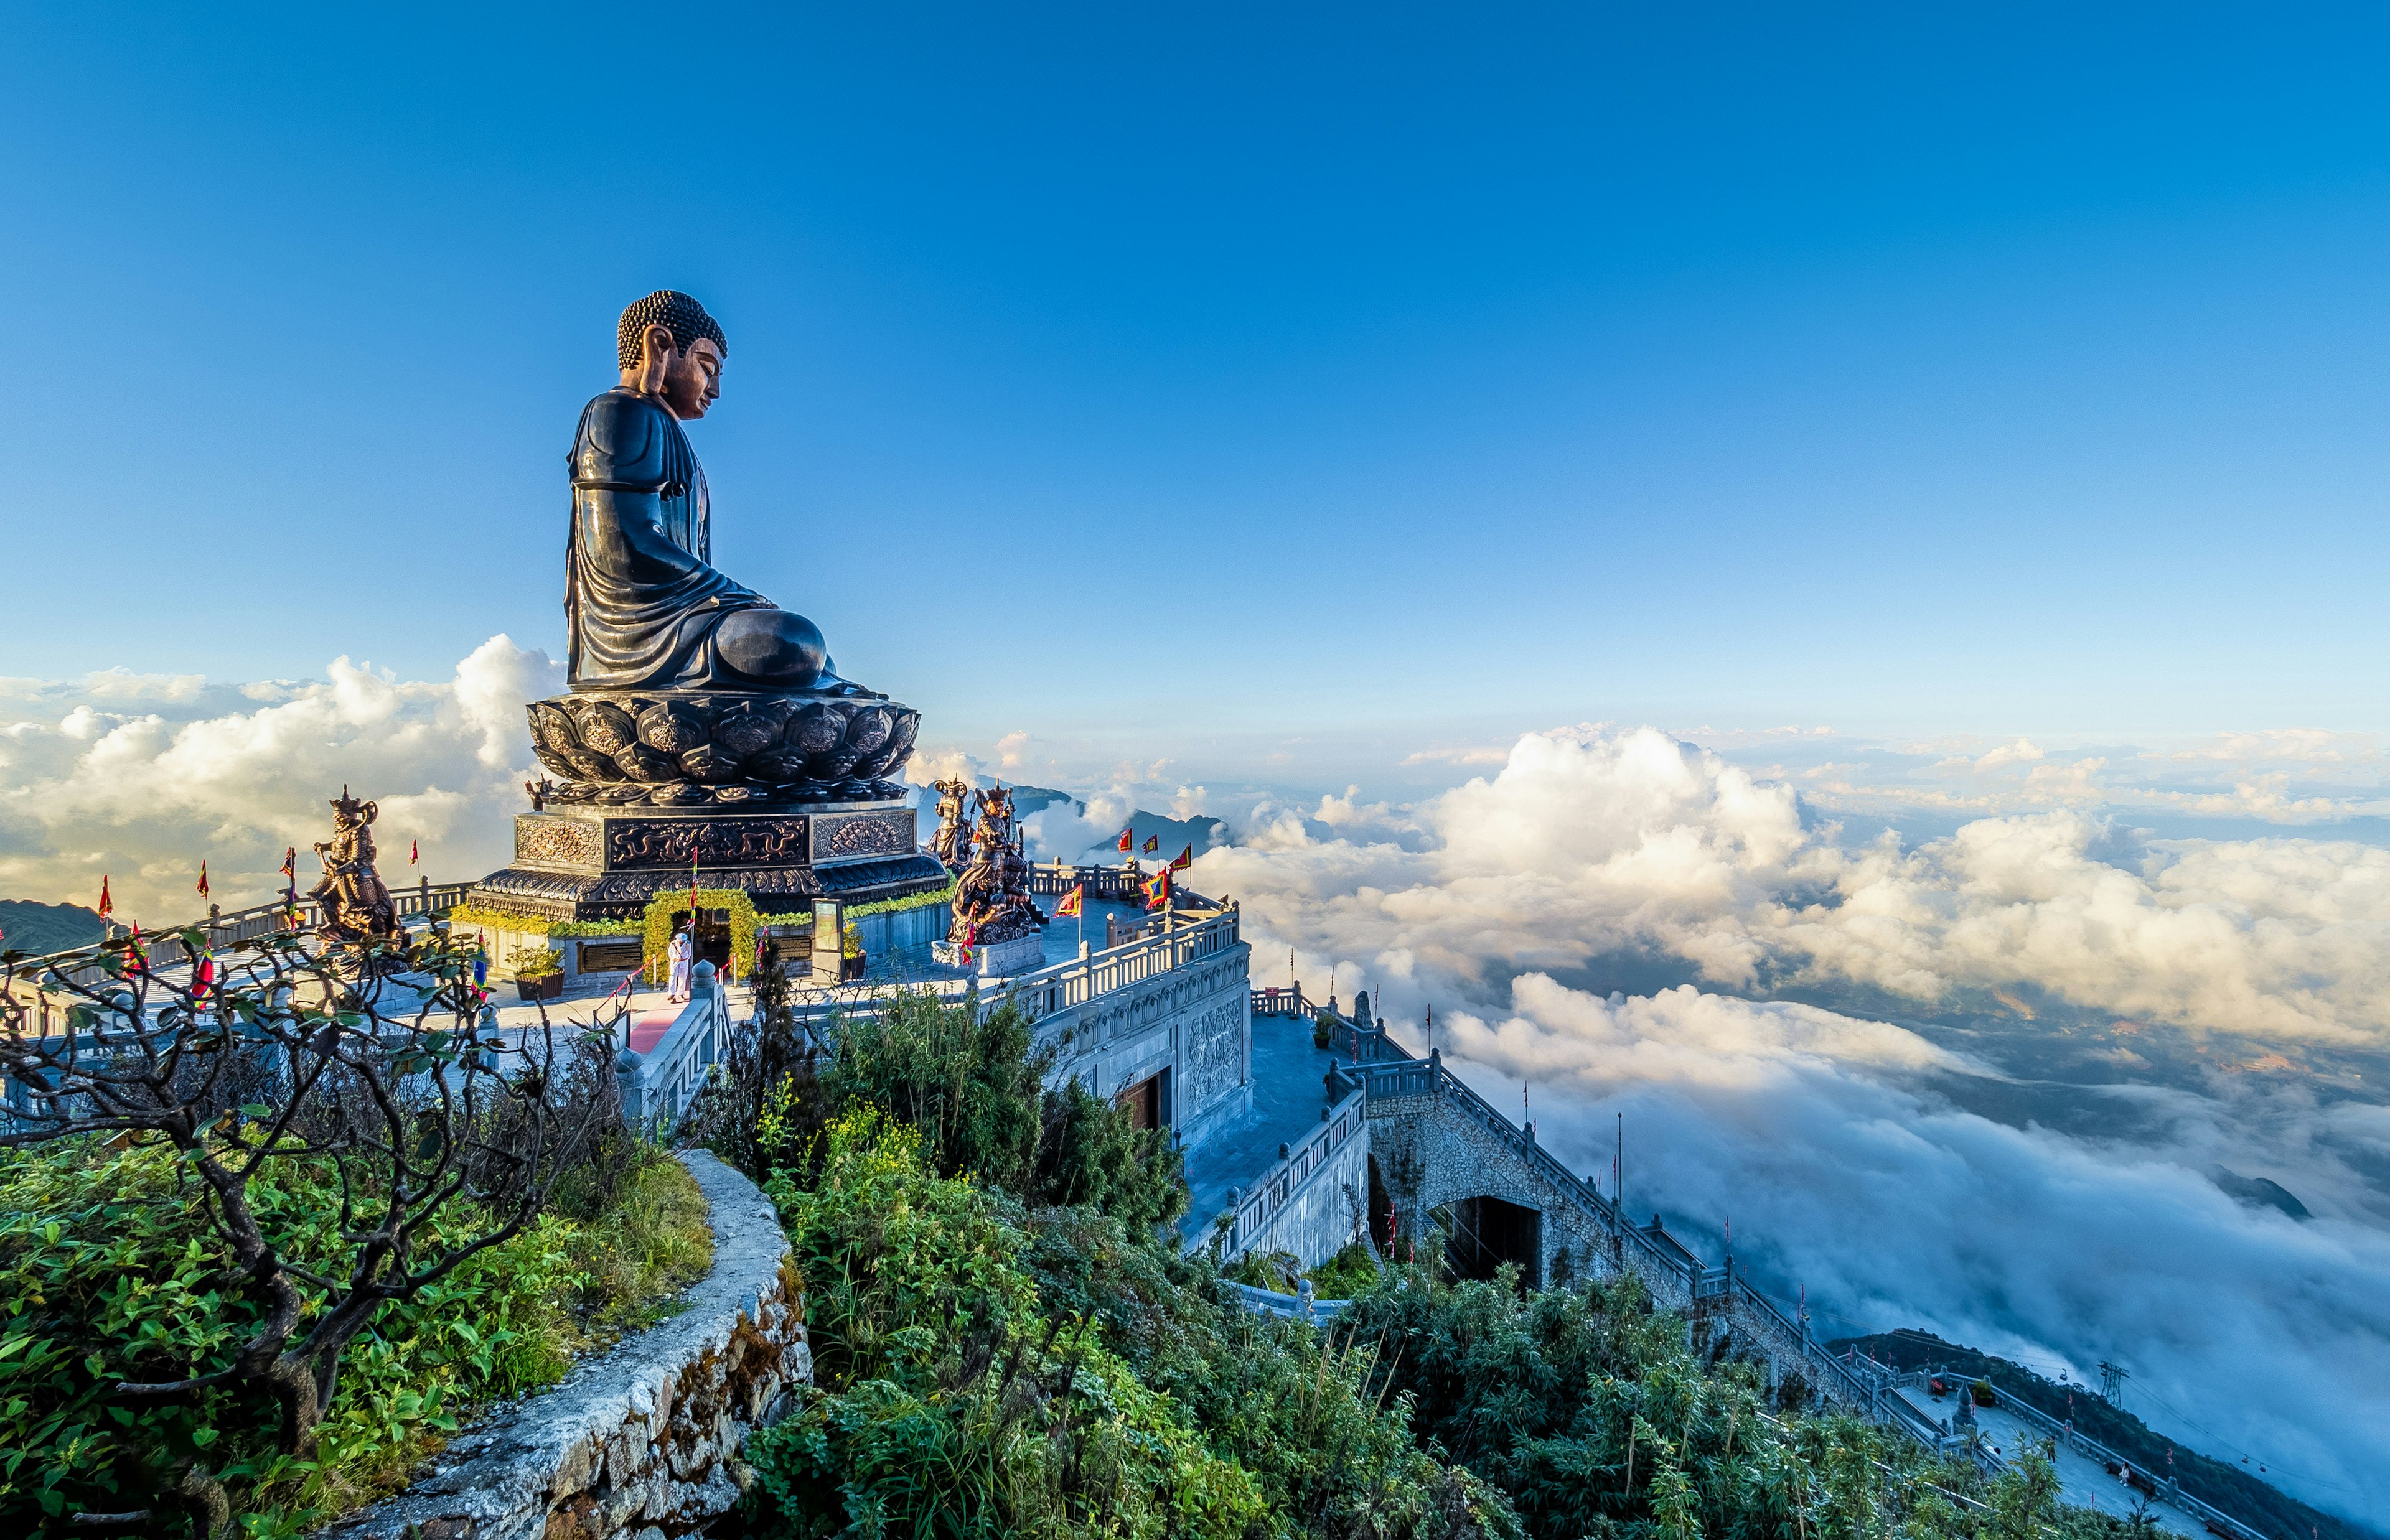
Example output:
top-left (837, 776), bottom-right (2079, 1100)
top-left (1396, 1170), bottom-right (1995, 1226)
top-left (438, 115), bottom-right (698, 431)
top-left (1438, 1193), bottom-right (1543, 1288)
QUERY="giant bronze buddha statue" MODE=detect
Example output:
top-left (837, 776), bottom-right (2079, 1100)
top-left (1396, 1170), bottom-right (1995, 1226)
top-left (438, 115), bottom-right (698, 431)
top-left (566, 289), bottom-right (860, 694)
top-left (525, 291), bottom-right (921, 810)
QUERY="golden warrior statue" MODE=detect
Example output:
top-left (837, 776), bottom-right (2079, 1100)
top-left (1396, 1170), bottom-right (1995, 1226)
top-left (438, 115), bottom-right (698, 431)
top-left (311, 787), bottom-right (400, 946)
top-left (929, 777), bottom-right (975, 872)
top-left (947, 786), bottom-right (1043, 946)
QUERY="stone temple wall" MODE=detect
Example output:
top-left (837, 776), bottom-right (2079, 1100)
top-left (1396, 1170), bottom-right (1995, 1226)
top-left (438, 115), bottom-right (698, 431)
top-left (1364, 1088), bottom-right (1604, 1291)
top-left (329, 1150), bottom-right (808, 1540)
top-left (1235, 1120), bottom-right (1373, 1269)
top-left (1034, 941), bottom-right (1252, 1141)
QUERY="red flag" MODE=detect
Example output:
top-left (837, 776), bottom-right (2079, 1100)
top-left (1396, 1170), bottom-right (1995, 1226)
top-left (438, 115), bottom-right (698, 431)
top-left (126, 923), bottom-right (146, 974)
top-left (97, 876), bottom-right (112, 920)
top-left (194, 954), bottom-right (215, 994)
top-left (1142, 834), bottom-right (1159, 854)
top-left (1116, 829), bottom-right (1132, 853)
top-left (280, 847), bottom-right (296, 882)
top-left (1053, 884), bottom-right (1084, 918)
top-left (195, 861), bottom-right (210, 900)
top-left (1143, 866), bottom-right (1171, 912)
top-left (410, 839), bottom-right (419, 867)
top-left (1169, 845), bottom-right (1192, 871)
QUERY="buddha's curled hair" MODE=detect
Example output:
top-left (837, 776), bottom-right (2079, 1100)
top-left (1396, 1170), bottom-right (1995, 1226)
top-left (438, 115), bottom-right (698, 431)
top-left (616, 289), bottom-right (728, 368)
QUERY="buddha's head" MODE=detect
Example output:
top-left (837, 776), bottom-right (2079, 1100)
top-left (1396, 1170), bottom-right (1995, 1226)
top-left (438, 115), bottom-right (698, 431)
top-left (617, 290), bottom-right (728, 421)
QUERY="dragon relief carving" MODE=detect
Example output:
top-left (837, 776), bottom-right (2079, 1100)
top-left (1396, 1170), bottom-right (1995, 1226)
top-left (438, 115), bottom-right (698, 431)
top-left (606, 818), bottom-right (809, 870)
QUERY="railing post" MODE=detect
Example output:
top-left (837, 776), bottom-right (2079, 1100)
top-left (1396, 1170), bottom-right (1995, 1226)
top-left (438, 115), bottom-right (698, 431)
top-left (1428, 1046), bottom-right (1440, 1098)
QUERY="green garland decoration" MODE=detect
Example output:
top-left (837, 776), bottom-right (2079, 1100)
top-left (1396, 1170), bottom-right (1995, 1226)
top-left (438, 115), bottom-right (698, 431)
top-left (756, 882), bottom-right (955, 932)
top-left (640, 889), bottom-right (762, 984)
top-left (550, 917), bottom-right (643, 938)
top-left (438, 906), bottom-right (644, 940)
top-left (444, 902), bottom-right (554, 936)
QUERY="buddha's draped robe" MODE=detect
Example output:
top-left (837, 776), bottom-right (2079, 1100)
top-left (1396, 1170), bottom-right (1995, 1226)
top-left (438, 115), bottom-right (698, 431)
top-left (565, 388), bottom-right (776, 689)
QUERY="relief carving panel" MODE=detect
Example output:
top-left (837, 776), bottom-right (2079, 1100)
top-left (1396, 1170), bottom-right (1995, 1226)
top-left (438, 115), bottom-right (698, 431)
top-left (814, 811), bottom-right (916, 861)
top-left (516, 817), bottom-right (604, 870)
top-left (1180, 999), bottom-right (1245, 1116)
top-left (607, 818), bottom-right (810, 870)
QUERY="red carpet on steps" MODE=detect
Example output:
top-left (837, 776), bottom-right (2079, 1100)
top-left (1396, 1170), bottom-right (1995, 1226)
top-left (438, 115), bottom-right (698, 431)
top-left (627, 1009), bottom-right (680, 1053)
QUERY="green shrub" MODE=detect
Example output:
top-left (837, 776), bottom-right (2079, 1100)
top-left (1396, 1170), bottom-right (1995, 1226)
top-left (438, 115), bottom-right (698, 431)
top-left (513, 946), bottom-right (563, 979)
top-left (1033, 1079), bottom-right (1186, 1231)
top-left (746, 1111), bottom-right (1270, 1538)
top-left (1, 1132), bottom-right (715, 1538)
top-left (1335, 1266), bottom-right (2007, 1540)
top-left (819, 991), bottom-right (1046, 1194)
top-left (0, 1137), bottom-right (585, 1536)
top-left (1305, 1239), bottom-right (1384, 1301)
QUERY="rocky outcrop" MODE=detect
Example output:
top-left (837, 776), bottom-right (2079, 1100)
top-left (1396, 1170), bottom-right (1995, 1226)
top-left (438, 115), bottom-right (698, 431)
top-left (326, 1150), bottom-right (808, 1540)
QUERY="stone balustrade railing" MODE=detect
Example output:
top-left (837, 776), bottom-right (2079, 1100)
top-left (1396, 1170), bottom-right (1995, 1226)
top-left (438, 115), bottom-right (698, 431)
top-left (619, 961), bottom-right (729, 1131)
top-left (1941, 1374), bottom-right (2264, 1539)
top-left (1196, 1086), bottom-right (1368, 1261)
top-left (1005, 909), bottom-right (1242, 1032)
top-left (3, 880), bottom-right (477, 1034)
top-left (1024, 859), bottom-right (1154, 899)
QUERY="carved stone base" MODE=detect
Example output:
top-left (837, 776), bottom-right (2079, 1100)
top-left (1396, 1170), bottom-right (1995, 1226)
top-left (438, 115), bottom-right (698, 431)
top-left (933, 932), bottom-right (1047, 977)
top-left (525, 688), bottom-right (921, 809)
top-left (466, 796), bottom-right (947, 923)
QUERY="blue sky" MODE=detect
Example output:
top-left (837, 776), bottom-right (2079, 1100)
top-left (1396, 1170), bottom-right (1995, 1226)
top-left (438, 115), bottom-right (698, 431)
top-left (5, 4), bottom-right (2389, 747)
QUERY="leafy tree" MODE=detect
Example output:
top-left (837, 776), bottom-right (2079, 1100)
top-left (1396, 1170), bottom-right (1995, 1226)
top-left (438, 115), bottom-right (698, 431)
top-left (701, 984), bottom-right (1185, 1229)
top-left (0, 925), bottom-right (611, 1532)
top-left (820, 989), bottom-right (1045, 1191)
top-left (738, 1109), bottom-right (1515, 1540)
top-left (1032, 1077), bottom-right (1185, 1230)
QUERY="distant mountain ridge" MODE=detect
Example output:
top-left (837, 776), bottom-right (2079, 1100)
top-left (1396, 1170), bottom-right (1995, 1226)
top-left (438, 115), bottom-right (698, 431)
top-left (2207, 1166), bottom-right (2312, 1220)
top-left (996, 786), bottom-right (1230, 866)
top-left (0, 900), bottom-right (106, 955)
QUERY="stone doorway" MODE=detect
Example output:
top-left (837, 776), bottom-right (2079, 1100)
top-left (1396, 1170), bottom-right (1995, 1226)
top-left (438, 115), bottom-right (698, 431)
top-left (693, 907), bottom-right (735, 971)
top-left (1438, 1194), bottom-right (1542, 1289)
top-left (1117, 1071), bottom-right (1165, 1131)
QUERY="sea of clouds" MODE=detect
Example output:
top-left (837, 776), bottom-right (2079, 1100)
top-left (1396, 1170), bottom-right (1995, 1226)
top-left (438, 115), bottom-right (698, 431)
top-left (4, 642), bottom-right (2386, 1521)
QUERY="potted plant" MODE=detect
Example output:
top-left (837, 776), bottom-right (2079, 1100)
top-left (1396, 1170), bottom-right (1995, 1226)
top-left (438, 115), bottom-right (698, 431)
top-left (840, 922), bottom-right (866, 982)
top-left (514, 946), bottom-right (565, 1001)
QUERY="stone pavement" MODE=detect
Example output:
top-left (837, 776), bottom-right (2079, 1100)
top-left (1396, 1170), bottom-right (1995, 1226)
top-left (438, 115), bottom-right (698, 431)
top-left (1891, 1386), bottom-right (2203, 1535)
top-left (1182, 1007), bottom-right (1348, 1243)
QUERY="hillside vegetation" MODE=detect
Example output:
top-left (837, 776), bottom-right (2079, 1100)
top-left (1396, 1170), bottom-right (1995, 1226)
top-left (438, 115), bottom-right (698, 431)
top-left (694, 955), bottom-right (2167, 1539)
top-left (1832, 1330), bottom-right (2363, 1540)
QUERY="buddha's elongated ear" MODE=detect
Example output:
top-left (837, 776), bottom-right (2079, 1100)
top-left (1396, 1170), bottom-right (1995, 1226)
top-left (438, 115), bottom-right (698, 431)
top-left (635, 323), bottom-right (675, 395)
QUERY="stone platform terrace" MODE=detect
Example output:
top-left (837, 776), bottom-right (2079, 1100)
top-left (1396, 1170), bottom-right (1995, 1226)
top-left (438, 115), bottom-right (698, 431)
top-left (867, 895), bottom-right (1152, 983)
top-left (1182, 1005), bottom-right (1348, 1244)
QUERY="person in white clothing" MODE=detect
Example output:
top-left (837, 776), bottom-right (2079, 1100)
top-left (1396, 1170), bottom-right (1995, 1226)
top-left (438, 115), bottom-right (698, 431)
top-left (666, 923), bottom-right (694, 1003)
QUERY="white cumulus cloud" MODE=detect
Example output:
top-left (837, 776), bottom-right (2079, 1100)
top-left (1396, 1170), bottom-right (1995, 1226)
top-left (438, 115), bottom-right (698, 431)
top-left (0, 637), bottom-right (558, 922)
